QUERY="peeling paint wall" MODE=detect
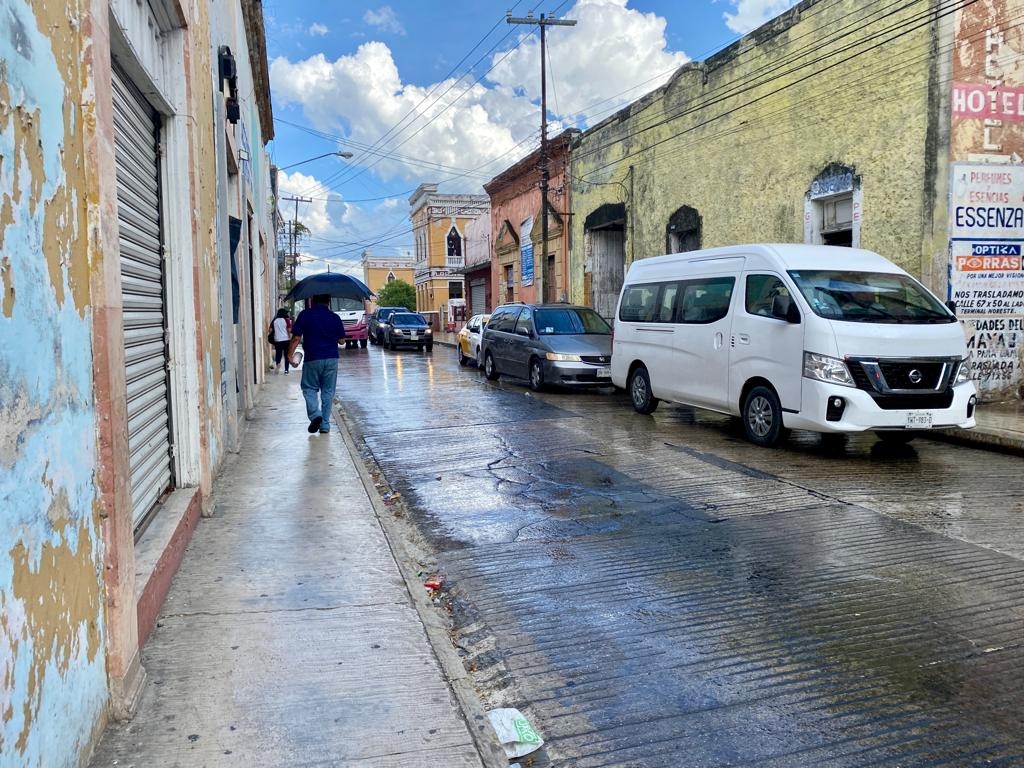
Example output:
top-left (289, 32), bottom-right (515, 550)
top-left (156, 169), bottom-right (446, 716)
top-left (571, 0), bottom-right (945, 305)
top-left (1, 0), bottom-right (109, 765)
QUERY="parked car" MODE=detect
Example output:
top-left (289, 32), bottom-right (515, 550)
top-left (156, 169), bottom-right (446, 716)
top-left (331, 297), bottom-right (368, 348)
top-left (368, 306), bottom-right (406, 346)
top-left (480, 303), bottom-right (612, 391)
top-left (611, 243), bottom-right (977, 447)
top-left (457, 313), bottom-right (490, 367)
top-left (385, 312), bottom-right (433, 351)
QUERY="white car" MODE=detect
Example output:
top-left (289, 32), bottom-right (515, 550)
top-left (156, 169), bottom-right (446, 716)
top-left (457, 313), bottom-right (490, 367)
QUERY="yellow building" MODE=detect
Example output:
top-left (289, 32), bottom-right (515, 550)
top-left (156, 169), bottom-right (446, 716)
top-left (571, 0), bottom-right (948, 320)
top-left (409, 183), bottom-right (490, 316)
top-left (361, 250), bottom-right (415, 310)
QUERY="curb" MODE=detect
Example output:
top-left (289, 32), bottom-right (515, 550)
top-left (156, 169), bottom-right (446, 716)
top-left (332, 401), bottom-right (508, 768)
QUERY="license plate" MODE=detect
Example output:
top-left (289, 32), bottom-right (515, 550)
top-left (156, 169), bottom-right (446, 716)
top-left (596, 367), bottom-right (611, 378)
top-left (906, 411), bottom-right (933, 429)
top-left (410, 333), bottom-right (418, 340)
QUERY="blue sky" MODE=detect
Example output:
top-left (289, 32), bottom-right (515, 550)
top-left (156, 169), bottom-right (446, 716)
top-left (261, 0), bottom-right (799, 273)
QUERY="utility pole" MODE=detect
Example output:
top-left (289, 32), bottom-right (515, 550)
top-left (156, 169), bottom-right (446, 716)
top-left (507, 11), bottom-right (576, 303)
top-left (281, 195), bottom-right (312, 289)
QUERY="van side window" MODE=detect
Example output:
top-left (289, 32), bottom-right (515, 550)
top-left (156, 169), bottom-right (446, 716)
top-left (679, 278), bottom-right (735, 323)
top-left (619, 285), bottom-right (659, 322)
top-left (514, 307), bottom-right (534, 336)
top-left (745, 275), bottom-right (790, 317)
top-left (657, 283), bottom-right (680, 322)
top-left (489, 307), bottom-right (520, 332)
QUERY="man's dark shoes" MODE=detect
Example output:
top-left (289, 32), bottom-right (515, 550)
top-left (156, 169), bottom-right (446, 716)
top-left (308, 415), bottom-right (323, 433)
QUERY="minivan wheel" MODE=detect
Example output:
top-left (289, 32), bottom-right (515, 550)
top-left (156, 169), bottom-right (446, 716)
top-left (629, 366), bottom-right (659, 415)
top-left (529, 358), bottom-right (545, 392)
top-left (360, 339), bottom-right (368, 349)
top-left (742, 385), bottom-right (789, 447)
top-left (484, 352), bottom-right (500, 381)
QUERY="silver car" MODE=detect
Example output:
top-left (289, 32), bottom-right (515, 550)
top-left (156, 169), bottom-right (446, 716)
top-left (480, 303), bottom-right (613, 391)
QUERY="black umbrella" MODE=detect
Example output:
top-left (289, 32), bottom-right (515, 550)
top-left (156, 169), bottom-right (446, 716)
top-left (284, 271), bottom-right (374, 303)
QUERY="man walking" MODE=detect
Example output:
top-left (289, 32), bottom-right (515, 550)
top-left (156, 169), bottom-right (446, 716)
top-left (287, 294), bottom-right (346, 434)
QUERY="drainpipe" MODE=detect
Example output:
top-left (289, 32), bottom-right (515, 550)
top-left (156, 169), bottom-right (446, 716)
top-left (628, 165), bottom-right (635, 266)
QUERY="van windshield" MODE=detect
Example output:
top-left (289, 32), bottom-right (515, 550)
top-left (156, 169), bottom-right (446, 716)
top-left (331, 297), bottom-right (365, 312)
top-left (788, 270), bottom-right (955, 324)
top-left (535, 307), bottom-right (612, 335)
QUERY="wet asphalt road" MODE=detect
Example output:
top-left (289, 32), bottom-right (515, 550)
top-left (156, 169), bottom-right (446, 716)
top-left (334, 344), bottom-right (1024, 768)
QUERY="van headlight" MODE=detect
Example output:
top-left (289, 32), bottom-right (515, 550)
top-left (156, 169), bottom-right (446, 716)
top-left (954, 357), bottom-right (973, 385)
top-left (803, 351), bottom-right (855, 387)
top-left (546, 352), bottom-right (582, 362)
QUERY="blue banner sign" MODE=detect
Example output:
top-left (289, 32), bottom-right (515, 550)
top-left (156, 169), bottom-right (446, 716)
top-left (972, 243), bottom-right (1022, 256)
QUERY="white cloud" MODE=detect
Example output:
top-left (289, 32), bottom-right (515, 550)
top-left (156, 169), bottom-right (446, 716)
top-left (723, 0), bottom-right (800, 35)
top-left (490, 0), bottom-right (688, 125)
top-left (270, 0), bottom-right (688, 190)
top-left (271, 42), bottom-right (529, 186)
top-left (363, 6), bottom-right (405, 36)
top-left (309, 22), bottom-right (328, 37)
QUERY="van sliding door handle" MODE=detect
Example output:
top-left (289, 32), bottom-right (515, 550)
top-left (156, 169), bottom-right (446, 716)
top-left (736, 334), bottom-right (750, 344)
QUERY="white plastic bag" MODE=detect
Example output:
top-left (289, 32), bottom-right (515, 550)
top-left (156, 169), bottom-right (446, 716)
top-left (487, 707), bottom-right (543, 759)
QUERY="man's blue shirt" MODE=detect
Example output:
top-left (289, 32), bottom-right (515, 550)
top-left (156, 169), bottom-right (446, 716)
top-left (292, 304), bottom-right (346, 361)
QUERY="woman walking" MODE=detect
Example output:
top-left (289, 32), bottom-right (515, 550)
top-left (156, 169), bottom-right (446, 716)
top-left (270, 308), bottom-right (293, 373)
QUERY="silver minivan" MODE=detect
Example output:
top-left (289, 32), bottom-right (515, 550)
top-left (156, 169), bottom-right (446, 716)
top-left (480, 303), bottom-right (613, 391)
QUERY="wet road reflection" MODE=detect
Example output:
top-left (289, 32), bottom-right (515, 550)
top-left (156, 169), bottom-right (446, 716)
top-left (335, 344), bottom-right (1024, 767)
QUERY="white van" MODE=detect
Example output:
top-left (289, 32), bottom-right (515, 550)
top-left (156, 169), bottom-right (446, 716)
top-left (611, 244), bottom-right (977, 447)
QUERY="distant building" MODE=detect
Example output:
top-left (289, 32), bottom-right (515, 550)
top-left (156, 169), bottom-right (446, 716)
top-left (485, 130), bottom-right (576, 307)
top-left (362, 250), bottom-right (415, 309)
top-left (408, 184), bottom-right (490, 316)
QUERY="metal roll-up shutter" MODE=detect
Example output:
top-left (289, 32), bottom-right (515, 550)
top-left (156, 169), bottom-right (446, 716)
top-left (470, 279), bottom-right (486, 315)
top-left (112, 64), bottom-right (174, 529)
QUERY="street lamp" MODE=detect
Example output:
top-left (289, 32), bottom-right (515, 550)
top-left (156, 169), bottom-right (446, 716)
top-left (277, 150), bottom-right (353, 170)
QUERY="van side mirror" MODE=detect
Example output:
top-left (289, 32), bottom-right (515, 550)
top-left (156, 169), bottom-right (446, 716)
top-left (945, 300), bottom-right (957, 316)
top-left (771, 294), bottom-right (800, 323)
top-left (516, 327), bottom-right (532, 338)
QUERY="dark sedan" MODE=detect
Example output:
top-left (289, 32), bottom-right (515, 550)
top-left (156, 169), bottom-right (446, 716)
top-left (384, 312), bottom-right (434, 352)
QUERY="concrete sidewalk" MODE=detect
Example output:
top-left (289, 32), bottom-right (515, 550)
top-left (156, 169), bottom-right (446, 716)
top-left (90, 371), bottom-right (504, 768)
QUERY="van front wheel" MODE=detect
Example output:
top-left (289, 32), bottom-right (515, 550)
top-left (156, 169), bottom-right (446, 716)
top-left (484, 352), bottom-right (500, 381)
top-left (529, 358), bottom-right (545, 392)
top-left (742, 385), bottom-right (788, 447)
top-left (629, 366), bottom-right (659, 415)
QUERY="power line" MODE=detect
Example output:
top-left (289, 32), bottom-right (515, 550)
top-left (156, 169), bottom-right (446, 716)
top-left (577, 0), bottom-right (979, 178)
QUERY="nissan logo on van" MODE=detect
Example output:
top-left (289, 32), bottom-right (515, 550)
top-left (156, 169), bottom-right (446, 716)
top-left (908, 369), bottom-right (923, 385)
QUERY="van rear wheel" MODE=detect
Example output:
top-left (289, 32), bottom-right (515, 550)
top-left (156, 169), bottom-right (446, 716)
top-left (742, 385), bottom-right (789, 447)
top-left (629, 366), bottom-right (659, 415)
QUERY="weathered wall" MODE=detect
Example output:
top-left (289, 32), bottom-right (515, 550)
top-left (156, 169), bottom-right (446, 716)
top-left (1, 1), bottom-right (109, 765)
top-left (571, 0), bottom-right (945, 302)
top-left (948, 0), bottom-right (1024, 400)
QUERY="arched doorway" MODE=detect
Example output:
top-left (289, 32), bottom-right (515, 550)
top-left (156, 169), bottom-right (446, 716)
top-left (584, 203), bottom-right (626, 321)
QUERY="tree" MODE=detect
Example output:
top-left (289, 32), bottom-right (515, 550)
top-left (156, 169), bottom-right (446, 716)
top-left (375, 279), bottom-right (416, 310)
